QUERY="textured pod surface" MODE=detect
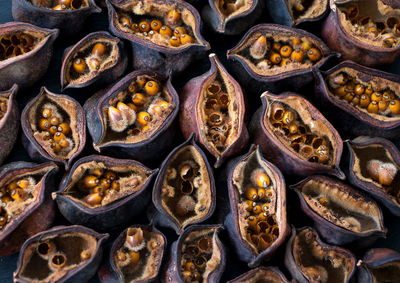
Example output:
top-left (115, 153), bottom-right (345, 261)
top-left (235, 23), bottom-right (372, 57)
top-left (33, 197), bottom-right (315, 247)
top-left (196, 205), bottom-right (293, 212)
top-left (291, 175), bottom-right (386, 246)
top-left (163, 224), bottom-right (225, 283)
top-left (227, 23), bottom-right (336, 93)
top-left (61, 31), bottom-right (127, 90)
top-left (106, 0), bottom-right (210, 77)
top-left (0, 161), bottom-right (58, 257)
top-left (21, 87), bottom-right (86, 170)
top-left (321, 0), bottom-right (400, 67)
top-left (84, 70), bottom-right (179, 165)
top-left (250, 91), bottom-right (344, 178)
top-left (54, 155), bottom-right (157, 231)
top-left (152, 134), bottom-right (215, 234)
top-left (225, 144), bottom-right (288, 267)
top-left (12, 0), bottom-right (101, 36)
top-left (13, 225), bottom-right (108, 283)
top-left (284, 226), bottom-right (356, 283)
top-left (0, 22), bottom-right (58, 91)
top-left (180, 53), bottom-right (249, 168)
top-left (227, 266), bottom-right (292, 283)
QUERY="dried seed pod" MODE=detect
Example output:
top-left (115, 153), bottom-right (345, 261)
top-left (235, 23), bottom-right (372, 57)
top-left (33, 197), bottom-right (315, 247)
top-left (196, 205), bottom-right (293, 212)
top-left (152, 134), bottom-right (215, 234)
top-left (284, 226), bottom-right (356, 283)
top-left (314, 60), bottom-right (400, 139)
top-left (227, 24), bottom-right (336, 94)
top-left (250, 91), bottom-right (344, 178)
top-left (228, 266), bottom-right (292, 283)
top-left (84, 70), bottom-right (178, 165)
top-left (0, 161), bottom-right (58, 257)
top-left (291, 175), bottom-right (386, 246)
top-left (180, 53), bottom-right (249, 168)
top-left (225, 145), bottom-right (288, 267)
top-left (21, 87), bottom-right (86, 170)
top-left (53, 155), bottom-right (157, 231)
top-left (61, 31), bottom-right (127, 90)
top-left (0, 22), bottom-right (58, 91)
top-left (0, 85), bottom-right (18, 166)
top-left (12, 0), bottom-right (101, 36)
top-left (106, 0), bottom-right (210, 77)
top-left (163, 225), bottom-right (225, 282)
top-left (14, 225), bottom-right (108, 282)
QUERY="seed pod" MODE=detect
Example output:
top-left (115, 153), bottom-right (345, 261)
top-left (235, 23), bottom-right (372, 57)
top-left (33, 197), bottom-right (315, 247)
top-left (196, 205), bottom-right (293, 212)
top-left (21, 87), bottom-right (86, 170)
top-left (106, 0), bottom-right (210, 77)
top-left (291, 175), bottom-right (386, 246)
top-left (14, 225), bottom-right (108, 282)
top-left (0, 85), bottom-right (18, 166)
top-left (180, 53), bottom-right (249, 168)
top-left (53, 155), bottom-right (157, 231)
top-left (228, 266), bottom-right (292, 283)
top-left (284, 226), bottom-right (356, 283)
top-left (250, 91), bottom-right (344, 178)
top-left (0, 22), bottom-right (58, 91)
top-left (61, 31), bottom-right (127, 90)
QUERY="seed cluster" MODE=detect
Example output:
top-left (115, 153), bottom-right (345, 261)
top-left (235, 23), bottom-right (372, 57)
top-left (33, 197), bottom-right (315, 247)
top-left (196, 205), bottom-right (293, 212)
top-left (0, 99), bottom-right (7, 120)
top-left (51, 0), bottom-right (85, 10)
top-left (367, 159), bottom-right (400, 203)
top-left (0, 33), bottom-right (35, 61)
top-left (218, 0), bottom-right (246, 17)
top-left (119, 9), bottom-right (195, 47)
top-left (269, 103), bottom-right (331, 164)
top-left (327, 72), bottom-right (400, 116)
top-left (72, 42), bottom-right (109, 76)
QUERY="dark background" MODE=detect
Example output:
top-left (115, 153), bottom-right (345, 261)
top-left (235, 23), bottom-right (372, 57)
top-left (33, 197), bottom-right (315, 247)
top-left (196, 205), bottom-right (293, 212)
top-left (1, 0), bottom-right (400, 282)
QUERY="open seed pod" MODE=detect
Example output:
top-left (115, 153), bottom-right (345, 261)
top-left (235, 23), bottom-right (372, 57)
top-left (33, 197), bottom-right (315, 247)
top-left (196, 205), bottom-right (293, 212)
top-left (13, 225), bottom-right (108, 283)
top-left (180, 53), bottom-right (249, 168)
top-left (291, 175), bottom-right (386, 246)
top-left (228, 266), bottom-right (292, 283)
top-left (61, 31), bottom-right (127, 90)
top-left (224, 144), bottom-right (288, 267)
top-left (201, 0), bottom-right (264, 35)
top-left (84, 70), bottom-right (178, 165)
top-left (164, 224), bottom-right (226, 283)
top-left (12, 0), bottom-right (101, 36)
top-left (250, 91), bottom-right (344, 178)
top-left (322, 0), bottom-right (400, 67)
top-left (227, 24), bottom-right (336, 94)
top-left (106, 0), bottom-right (210, 77)
top-left (314, 60), bottom-right (400, 139)
top-left (284, 226), bottom-right (356, 283)
top-left (345, 136), bottom-right (400, 216)
top-left (53, 155), bottom-right (157, 231)
top-left (357, 248), bottom-right (400, 283)
top-left (98, 225), bottom-right (166, 283)
top-left (0, 161), bottom-right (58, 257)
top-left (21, 87), bottom-right (86, 170)
top-left (152, 134), bottom-right (215, 234)
top-left (0, 22), bottom-right (58, 91)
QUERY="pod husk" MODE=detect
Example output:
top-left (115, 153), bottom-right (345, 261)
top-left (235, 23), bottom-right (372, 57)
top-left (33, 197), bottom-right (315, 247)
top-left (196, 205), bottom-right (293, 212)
top-left (227, 266), bottom-right (292, 283)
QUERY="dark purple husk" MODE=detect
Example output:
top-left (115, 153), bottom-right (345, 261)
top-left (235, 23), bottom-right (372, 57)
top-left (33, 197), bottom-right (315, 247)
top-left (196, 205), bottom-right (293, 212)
top-left (12, 0), bottom-right (101, 36)
top-left (54, 155), bottom-right (158, 231)
top-left (227, 266), bottom-right (292, 283)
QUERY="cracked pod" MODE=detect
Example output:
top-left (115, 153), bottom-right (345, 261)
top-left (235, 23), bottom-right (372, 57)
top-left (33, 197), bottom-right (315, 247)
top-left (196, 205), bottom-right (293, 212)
top-left (315, 60), bottom-right (400, 139)
top-left (0, 161), bottom-right (58, 257)
top-left (227, 24), bottom-right (336, 94)
top-left (54, 155), bottom-right (157, 231)
top-left (14, 225), bottom-right (108, 283)
top-left (61, 31), bottom-right (127, 90)
top-left (357, 248), bottom-right (400, 283)
top-left (227, 266), bottom-right (292, 283)
top-left (224, 145), bottom-right (288, 267)
top-left (84, 70), bottom-right (178, 165)
top-left (291, 175), bottom-right (386, 246)
top-left (250, 91), bottom-right (344, 178)
top-left (98, 225), bottom-right (166, 283)
top-left (164, 224), bottom-right (226, 283)
top-left (152, 134), bottom-right (215, 234)
top-left (21, 87), bottom-right (86, 170)
top-left (12, 0), bottom-right (101, 36)
top-left (0, 22), bottom-right (58, 91)
top-left (180, 53), bottom-right (249, 168)
top-left (107, 0), bottom-right (210, 77)
top-left (322, 0), bottom-right (400, 67)
top-left (346, 136), bottom-right (400, 217)
top-left (201, 0), bottom-right (264, 35)
top-left (285, 226), bottom-right (356, 283)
